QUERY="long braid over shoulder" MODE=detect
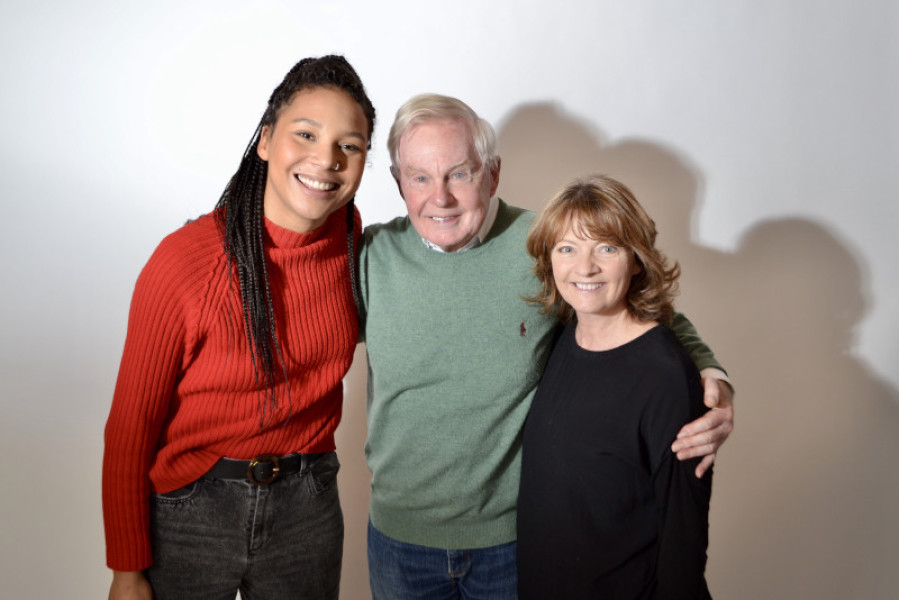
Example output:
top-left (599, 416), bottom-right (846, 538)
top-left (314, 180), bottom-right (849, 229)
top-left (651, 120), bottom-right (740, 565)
top-left (214, 55), bottom-right (375, 415)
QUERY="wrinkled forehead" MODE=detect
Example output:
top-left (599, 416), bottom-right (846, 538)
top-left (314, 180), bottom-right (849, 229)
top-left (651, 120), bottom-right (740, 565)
top-left (397, 118), bottom-right (479, 169)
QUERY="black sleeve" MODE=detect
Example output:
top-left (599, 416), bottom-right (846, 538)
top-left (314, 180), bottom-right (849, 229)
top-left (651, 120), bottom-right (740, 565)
top-left (639, 339), bottom-right (713, 600)
top-left (650, 453), bottom-right (713, 600)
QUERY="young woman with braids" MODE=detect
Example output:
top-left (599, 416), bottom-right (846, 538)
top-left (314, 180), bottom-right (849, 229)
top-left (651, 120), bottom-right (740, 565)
top-left (102, 55), bottom-right (375, 600)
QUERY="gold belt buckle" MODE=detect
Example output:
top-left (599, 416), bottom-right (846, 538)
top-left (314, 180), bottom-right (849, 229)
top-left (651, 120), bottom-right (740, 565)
top-left (247, 454), bottom-right (281, 485)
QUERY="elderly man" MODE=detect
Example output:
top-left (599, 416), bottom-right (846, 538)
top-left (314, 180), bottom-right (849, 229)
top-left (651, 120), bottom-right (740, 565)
top-left (358, 94), bottom-right (733, 599)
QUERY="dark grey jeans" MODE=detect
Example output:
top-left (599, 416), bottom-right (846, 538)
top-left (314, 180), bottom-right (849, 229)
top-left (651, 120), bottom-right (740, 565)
top-left (146, 452), bottom-right (343, 600)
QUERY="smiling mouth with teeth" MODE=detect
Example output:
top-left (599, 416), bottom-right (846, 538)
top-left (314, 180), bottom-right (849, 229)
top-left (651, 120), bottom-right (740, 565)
top-left (574, 282), bottom-right (603, 291)
top-left (297, 174), bottom-right (338, 191)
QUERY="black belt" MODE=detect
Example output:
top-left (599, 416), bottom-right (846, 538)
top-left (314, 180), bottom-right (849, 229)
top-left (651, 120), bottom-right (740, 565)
top-left (205, 453), bottom-right (326, 485)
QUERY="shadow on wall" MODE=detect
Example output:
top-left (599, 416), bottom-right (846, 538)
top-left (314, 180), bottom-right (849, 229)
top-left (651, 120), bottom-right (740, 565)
top-left (495, 102), bottom-right (899, 600)
top-left (336, 344), bottom-right (373, 600)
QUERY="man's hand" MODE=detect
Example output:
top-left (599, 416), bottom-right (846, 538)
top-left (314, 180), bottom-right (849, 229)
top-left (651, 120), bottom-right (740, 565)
top-left (670, 376), bottom-right (734, 478)
top-left (108, 570), bottom-right (152, 600)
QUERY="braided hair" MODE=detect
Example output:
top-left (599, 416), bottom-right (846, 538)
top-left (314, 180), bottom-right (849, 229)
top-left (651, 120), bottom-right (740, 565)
top-left (214, 55), bottom-right (375, 417)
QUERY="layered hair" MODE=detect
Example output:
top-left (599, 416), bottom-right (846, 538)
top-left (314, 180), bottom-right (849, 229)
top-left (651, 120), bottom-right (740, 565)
top-left (387, 93), bottom-right (498, 177)
top-left (214, 55), bottom-right (375, 413)
top-left (526, 175), bottom-right (680, 325)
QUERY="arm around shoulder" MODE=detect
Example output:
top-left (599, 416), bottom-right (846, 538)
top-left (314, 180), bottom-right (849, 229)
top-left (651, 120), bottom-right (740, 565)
top-left (669, 313), bottom-right (735, 477)
top-left (670, 312), bottom-right (725, 374)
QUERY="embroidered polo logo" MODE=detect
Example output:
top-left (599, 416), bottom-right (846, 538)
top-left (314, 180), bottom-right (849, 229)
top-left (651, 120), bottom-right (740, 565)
top-left (520, 322), bottom-right (527, 337)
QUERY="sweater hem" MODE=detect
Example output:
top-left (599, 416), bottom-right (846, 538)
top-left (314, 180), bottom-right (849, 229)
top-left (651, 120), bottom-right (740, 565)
top-left (370, 508), bottom-right (517, 550)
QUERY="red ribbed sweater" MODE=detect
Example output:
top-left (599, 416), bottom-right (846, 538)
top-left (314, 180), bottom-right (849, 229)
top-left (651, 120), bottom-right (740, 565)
top-left (102, 205), bottom-right (360, 571)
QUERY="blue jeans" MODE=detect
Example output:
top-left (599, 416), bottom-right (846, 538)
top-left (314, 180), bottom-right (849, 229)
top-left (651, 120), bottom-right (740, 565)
top-left (146, 452), bottom-right (343, 600)
top-left (367, 520), bottom-right (518, 600)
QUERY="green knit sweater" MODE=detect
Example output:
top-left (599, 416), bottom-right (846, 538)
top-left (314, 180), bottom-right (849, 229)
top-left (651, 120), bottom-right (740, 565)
top-left (358, 199), bottom-right (722, 549)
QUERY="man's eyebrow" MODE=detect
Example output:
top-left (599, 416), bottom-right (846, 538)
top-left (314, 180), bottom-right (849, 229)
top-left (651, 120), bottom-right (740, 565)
top-left (405, 160), bottom-right (476, 173)
top-left (448, 160), bottom-right (476, 171)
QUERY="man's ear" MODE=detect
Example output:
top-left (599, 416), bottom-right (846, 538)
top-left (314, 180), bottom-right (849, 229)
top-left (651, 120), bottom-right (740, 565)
top-left (257, 125), bottom-right (272, 161)
top-left (391, 165), bottom-right (405, 200)
top-left (488, 156), bottom-right (502, 197)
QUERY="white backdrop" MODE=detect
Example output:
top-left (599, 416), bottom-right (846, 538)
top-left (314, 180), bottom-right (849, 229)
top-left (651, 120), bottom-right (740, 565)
top-left (1, 1), bottom-right (897, 598)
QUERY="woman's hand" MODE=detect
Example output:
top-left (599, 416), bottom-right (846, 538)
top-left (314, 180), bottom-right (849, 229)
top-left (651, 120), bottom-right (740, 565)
top-left (108, 571), bottom-right (152, 600)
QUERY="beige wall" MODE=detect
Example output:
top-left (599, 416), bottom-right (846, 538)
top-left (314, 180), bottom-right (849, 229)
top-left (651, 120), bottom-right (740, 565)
top-left (1, 1), bottom-right (896, 598)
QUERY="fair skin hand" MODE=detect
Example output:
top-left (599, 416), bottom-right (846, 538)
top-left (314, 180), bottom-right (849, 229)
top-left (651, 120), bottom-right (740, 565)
top-left (108, 570), bottom-right (152, 600)
top-left (672, 377), bottom-right (734, 478)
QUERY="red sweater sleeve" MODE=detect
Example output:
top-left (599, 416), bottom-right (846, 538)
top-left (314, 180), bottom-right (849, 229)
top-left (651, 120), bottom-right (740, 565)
top-left (102, 216), bottom-right (216, 571)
